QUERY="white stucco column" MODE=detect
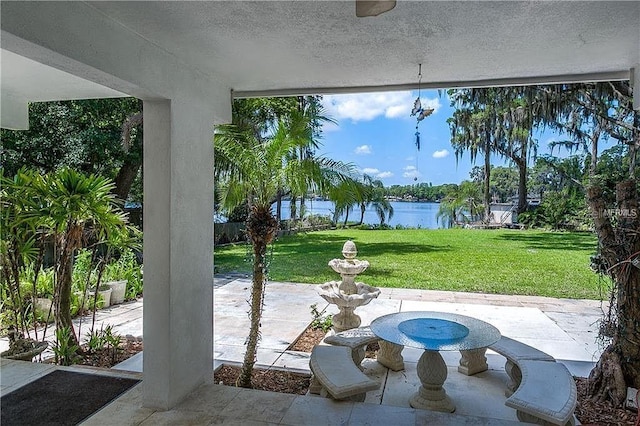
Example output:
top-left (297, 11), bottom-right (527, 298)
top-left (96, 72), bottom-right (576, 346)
top-left (143, 95), bottom-right (215, 409)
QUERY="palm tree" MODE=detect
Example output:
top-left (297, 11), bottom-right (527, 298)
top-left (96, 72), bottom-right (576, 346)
top-left (436, 181), bottom-right (482, 227)
top-left (26, 168), bottom-right (128, 347)
top-left (215, 116), bottom-right (354, 388)
top-left (325, 180), bottom-right (355, 226)
top-left (357, 175), bottom-right (394, 226)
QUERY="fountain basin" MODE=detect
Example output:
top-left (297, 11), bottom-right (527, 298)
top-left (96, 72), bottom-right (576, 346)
top-left (317, 281), bottom-right (380, 308)
top-left (328, 259), bottom-right (370, 276)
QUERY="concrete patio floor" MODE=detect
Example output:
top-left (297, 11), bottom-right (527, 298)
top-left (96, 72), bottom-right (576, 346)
top-left (1, 274), bottom-right (605, 425)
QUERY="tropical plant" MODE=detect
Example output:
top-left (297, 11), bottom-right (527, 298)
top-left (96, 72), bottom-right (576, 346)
top-left (215, 112), bottom-right (354, 388)
top-left (309, 303), bottom-right (332, 333)
top-left (102, 248), bottom-right (143, 300)
top-left (52, 326), bottom-right (80, 366)
top-left (86, 325), bottom-right (122, 364)
top-left (0, 169), bottom-right (49, 338)
top-left (20, 168), bottom-right (130, 349)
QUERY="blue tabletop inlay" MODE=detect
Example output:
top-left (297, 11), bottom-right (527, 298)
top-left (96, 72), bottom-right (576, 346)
top-left (398, 318), bottom-right (469, 345)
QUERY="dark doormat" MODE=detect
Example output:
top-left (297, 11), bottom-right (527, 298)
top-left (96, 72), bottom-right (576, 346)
top-left (1, 369), bottom-right (140, 426)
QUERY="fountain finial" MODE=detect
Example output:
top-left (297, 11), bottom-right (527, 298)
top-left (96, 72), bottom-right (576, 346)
top-left (342, 240), bottom-right (357, 259)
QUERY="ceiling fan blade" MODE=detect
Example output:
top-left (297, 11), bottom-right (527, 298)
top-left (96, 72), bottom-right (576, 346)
top-left (356, 0), bottom-right (397, 17)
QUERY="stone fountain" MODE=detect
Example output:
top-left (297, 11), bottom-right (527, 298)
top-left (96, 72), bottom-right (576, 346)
top-left (317, 241), bottom-right (380, 333)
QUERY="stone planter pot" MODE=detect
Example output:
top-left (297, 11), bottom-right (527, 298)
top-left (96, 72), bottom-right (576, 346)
top-left (98, 288), bottom-right (113, 308)
top-left (34, 297), bottom-right (54, 322)
top-left (1, 340), bottom-right (48, 361)
top-left (106, 280), bottom-right (127, 305)
top-left (34, 297), bottom-right (53, 315)
top-left (87, 288), bottom-right (113, 308)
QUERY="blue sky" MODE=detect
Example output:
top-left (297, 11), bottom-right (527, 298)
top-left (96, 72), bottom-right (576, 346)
top-left (317, 90), bottom-right (563, 186)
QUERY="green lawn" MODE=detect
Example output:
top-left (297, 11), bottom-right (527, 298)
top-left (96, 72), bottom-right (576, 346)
top-left (214, 228), bottom-right (603, 300)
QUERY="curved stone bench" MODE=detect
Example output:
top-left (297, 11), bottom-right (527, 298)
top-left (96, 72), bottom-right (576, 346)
top-left (489, 336), bottom-right (577, 425)
top-left (323, 326), bottom-right (405, 371)
top-left (505, 359), bottom-right (577, 426)
top-left (309, 345), bottom-right (379, 402)
top-left (488, 335), bottom-right (555, 396)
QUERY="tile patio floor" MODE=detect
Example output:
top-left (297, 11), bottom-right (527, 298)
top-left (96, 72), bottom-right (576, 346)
top-left (1, 274), bottom-right (605, 424)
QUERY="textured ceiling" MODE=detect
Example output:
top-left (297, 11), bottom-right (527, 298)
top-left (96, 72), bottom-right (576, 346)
top-left (1, 0), bottom-right (638, 117)
top-left (87, 1), bottom-right (639, 94)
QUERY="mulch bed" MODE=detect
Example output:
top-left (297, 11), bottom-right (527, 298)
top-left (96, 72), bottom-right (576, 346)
top-left (575, 377), bottom-right (637, 426)
top-left (214, 365), bottom-right (310, 395)
top-left (41, 335), bottom-right (143, 367)
top-left (77, 336), bottom-right (143, 368)
top-left (288, 327), bottom-right (327, 352)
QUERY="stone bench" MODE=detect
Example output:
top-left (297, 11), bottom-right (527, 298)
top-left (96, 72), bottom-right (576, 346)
top-left (505, 359), bottom-right (577, 426)
top-left (323, 326), bottom-right (405, 371)
top-left (309, 345), bottom-right (379, 402)
top-left (488, 335), bottom-right (555, 396)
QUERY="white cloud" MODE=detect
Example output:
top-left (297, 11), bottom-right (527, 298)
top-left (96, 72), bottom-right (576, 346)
top-left (355, 145), bottom-right (372, 155)
top-left (385, 104), bottom-right (408, 119)
top-left (432, 149), bottom-right (450, 159)
top-left (362, 168), bottom-right (393, 179)
top-left (322, 121), bottom-right (340, 132)
top-left (419, 97), bottom-right (442, 114)
top-left (322, 91), bottom-right (442, 123)
top-left (402, 165), bottom-right (421, 179)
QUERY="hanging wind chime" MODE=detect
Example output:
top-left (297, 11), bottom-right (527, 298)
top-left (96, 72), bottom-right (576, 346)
top-left (410, 64), bottom-right (434, 152)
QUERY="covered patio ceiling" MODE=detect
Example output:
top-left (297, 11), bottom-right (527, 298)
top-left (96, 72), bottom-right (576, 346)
top-left (78, 1), bottom-right (640, 94)
top-left (2, 1), bottom-right (639, 107)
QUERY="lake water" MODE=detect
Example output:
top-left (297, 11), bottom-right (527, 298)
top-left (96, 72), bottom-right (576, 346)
top-left (280, 200), bottom-right (443, 229)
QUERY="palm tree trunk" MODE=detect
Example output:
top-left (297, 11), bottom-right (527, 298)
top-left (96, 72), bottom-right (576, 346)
top-left (483, 148), bottom-right (491, 222)
top-left (54, 224), bottom-right (82, 347)
top-left (343, 207), bottom-right (350, 227)
top-left (299, 195), bottom-right (306, 221)
top-left (238, 205), bottom-right (278, 388)
top-left (358, 203), bottom-right (365, 226)
top-left (275, 190), bottom-right (282, 222)
top-left (290, 195), bottom-right (297, 222)
top-left (237, 238), bottom-right (266, 388)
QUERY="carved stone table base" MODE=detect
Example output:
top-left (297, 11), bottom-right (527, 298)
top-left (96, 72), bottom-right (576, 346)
top-left (377, 340), bottom-right (404, 371)
top-left (410, 350), bottom-right (455, 413)
top-left (458, 348), bottom-right (488, 376)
